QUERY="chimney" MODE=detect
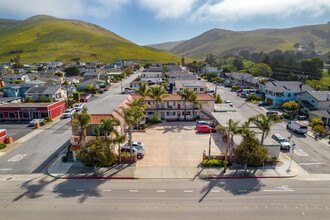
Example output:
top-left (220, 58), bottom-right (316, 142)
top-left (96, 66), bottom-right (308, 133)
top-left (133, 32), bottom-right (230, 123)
top-left (327, 93), bottom-right (330, 101)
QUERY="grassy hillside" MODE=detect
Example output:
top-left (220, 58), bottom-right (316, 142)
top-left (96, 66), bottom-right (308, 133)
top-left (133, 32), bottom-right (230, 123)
top-left (0, 15), bottom-right (180, 64)
top-left (0, 18), bottom-right (21, 34)
top-left (146, 40), bottom-right (186, 51)
top-left (170, 24), bottom-right (330, 59)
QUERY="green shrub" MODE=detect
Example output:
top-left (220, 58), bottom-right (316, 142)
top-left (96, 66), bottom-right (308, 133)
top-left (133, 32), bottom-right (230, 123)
top-left (201, 159), bottom-right (231, 167)
top-left (62, 155), bottom-right (68, 162)
top-left (45, 117), bottom-right (52, 123)
top-left (121, 152), bottom-right (130, 158)
top-left (313, 125), bottom-right (328, 136)
top-left (24, 96), bottom-right (32, 103)
top-left (311, 118), bottom-right (324, 128)
top-left (281, 113), bottom-right (289, 119)
top-left (150, 111), bottom-right (161, 124)
top-left (39, 121), bottom-right (46, 126)
top-left (0, 143), bottom-right (7, 150)
top-left (247, 94), bottom-right (262, 102)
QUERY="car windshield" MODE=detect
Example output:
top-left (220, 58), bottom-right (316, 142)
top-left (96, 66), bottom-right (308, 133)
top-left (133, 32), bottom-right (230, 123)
top-left (74, 104), bottom-right (79, 107)
top-left (64, 110), bottom-right (71, 113)
top-left (279, 138), bottom-right (288, 142)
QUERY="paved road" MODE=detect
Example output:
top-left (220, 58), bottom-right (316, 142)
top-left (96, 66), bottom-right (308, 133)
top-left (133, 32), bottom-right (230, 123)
top-left (0, 72), bottom-right (140, 175)
top-left (210, 83), bottom-right (330, 174)
top-left (0, 177), bottom-right (329, 219)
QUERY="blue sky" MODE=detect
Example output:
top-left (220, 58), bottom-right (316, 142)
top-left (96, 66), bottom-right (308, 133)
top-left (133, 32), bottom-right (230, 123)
top-left (1, 0), bottom-right (330, 45)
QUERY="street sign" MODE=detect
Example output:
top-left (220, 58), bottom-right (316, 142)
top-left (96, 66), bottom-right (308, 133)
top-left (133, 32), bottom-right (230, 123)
top-left (292, 143), bottom-right (296, 147)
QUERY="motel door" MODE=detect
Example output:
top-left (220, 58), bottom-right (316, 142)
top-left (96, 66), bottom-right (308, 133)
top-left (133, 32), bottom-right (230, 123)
top-left (32, 112), bottom-right (39, 119)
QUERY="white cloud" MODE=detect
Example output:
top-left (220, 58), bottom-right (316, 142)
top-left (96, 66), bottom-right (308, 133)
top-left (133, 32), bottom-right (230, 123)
top-left (192, 0), bottom-right (330, 22)
top-left (137, 0), bottom-right (198, 19)
top-left (0, 0), bottom-right (130, 19)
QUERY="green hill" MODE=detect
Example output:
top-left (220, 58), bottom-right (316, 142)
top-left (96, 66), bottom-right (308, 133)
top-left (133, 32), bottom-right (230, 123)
top-left (0, 15), bottom-right (180, 64)
top-left (146, 40), bottom-right (186, 51)
top-left (168, 24), bottom-right (330, 59)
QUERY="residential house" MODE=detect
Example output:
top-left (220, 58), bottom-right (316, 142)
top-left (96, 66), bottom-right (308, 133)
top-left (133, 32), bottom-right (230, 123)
top-left (3, 83), bottom-right (38, 98)
top-left (0, 97), bottom-right (21, 105)
top-left (25, 86), bottom-right (67, 102)
top-left (1, 74), bottom-right (30, 83)
top-left (78, 79), bottom-right (104, 90)
top-left (83, 71), bottom-right (103, 80)
top-left (203, 66), bottom-right (222, 75)
top-left (140, 71), bottom-right (163, 85)
top-left (145, 66), bottom-right (163, 72)
top-left (173, 80), bottom-right (207, 94)
top-left (259, 81), bottom-right (314, 107)
top-left (132, 93), bottom-right (215, 120)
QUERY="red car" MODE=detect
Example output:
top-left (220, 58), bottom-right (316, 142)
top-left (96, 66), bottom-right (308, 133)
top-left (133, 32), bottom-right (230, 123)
top-left (80, 98), bottom-right (88, 102)
top-left (197, 125), bottom-right (216, 133)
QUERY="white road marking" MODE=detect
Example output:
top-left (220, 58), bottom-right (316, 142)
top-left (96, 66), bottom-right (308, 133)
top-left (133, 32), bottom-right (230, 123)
top-left (298, 163), bottom-right (322, 165)
top-left (294, 149), bottom-right (309, 157)
top-left (76, 189), bottom-right (85, 192)
top-left (0, 168), bottom-right (12, 171)
top-left (156, 190), bottom-right (166, 193)
top-left (103, 190), bottom-right (112, 192)
top-left (129, 190), bottom-right (139, 192)
top-left (211, 190), bottom-right (221, 193)
top-left (8, 154), bottom-right (27, 162)
top-left (263, 189), bottom-right (295, 192)
top-left (184, 190), bottom-right (193, 193)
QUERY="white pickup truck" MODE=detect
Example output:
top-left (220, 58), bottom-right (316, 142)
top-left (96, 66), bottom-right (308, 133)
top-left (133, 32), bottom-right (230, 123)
top-left (287, 121), bottom-right (308, 134)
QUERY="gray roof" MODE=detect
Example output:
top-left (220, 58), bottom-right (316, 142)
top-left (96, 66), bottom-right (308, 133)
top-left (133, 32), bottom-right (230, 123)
top-left (4, 83), bottom-right (35, 89)
top-left (1, 74), bottom-right (26, 79)
top-left (83, 71), bottom-right (99, 76)
top-left (310, 109), bottom-right (330, 118)
top-left (0, 97), bottom-right (21, 104)
top-left (175, 80), bottom-right (206, 88)
top-left (26, 86), bottom-right (62, 94)
top-left (79, 79), bottom-right (104, 86)
top-left (304, 91), bottom-right (330, 101)
top-left (265, 81), bottom-right (314, 93)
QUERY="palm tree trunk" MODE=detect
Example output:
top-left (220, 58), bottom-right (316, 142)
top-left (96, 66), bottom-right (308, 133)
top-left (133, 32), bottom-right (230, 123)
top-left (129, 127), bottom-right (133, 163)
top-left (192, 103), bottom-right (195, 121)
top-left (118, 143), bottom-right (121, 163)
top-left (261, 132), bottom-right (265, 145)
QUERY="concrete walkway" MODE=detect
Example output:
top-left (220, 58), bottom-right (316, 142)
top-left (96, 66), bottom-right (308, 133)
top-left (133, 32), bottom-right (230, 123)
top-left (47, 152), bottom-right (330, 180)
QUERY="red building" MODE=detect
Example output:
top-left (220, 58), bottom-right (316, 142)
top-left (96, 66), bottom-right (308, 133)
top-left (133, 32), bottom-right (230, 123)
top-left (0, 100), bottom-right (66, 121)
top-left (0, 129), bottom-right (7, 143)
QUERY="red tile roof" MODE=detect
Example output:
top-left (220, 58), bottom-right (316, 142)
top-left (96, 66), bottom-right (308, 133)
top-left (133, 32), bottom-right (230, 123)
top-left (89, 114), bottom-right (114, 124)
top-left (70, 145), bottom-right (82, 151)
top-left (130, 93), bottom-right (215, 101)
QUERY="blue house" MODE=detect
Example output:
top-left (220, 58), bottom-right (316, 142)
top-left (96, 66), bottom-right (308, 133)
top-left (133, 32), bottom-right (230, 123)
top-left (3, 83), bottom-right (37, 98)
top-left (260, 81), bottom-right (314, 107)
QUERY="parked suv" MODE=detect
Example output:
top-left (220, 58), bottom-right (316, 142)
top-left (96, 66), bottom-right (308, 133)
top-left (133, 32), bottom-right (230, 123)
top-left (63, 109), bottom-right (76, 118)
top-left (272, 134), bottom-right (291, 150)
top-left (121, 146), bottom-right (145, 159)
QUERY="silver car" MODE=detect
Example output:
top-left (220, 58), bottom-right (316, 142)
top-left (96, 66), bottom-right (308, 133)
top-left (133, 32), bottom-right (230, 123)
top-left (63, 109), bottom-right (76, 118)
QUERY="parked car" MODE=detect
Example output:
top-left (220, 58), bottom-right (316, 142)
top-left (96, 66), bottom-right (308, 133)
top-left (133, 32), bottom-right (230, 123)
top-left (63, 109), bottom-right (76, 118)
top-left (121, 146), bottom-right (145, 159)
top-left (207, 90), bottom-right (215, 93)
top-left (287, 121), bottom-right (308, 134)
top-left (258, 102), bottom-right (271, 107)
top-left (123, 88), bottom-right (135, 94)
top-left (272, 134), bottom-right (291, 150)
top-left (28, 119), bottom-right (45, 126)
top-left (225, 100), bottom-right (233, 107)
top-left (123, 141), bottom-right (144, 150)
top-left (196, 121), bottom-right (215, 127)
top-left (197, 125), bottom-right (216, 133)
top-left (73, 103), bottom-right (85, 112)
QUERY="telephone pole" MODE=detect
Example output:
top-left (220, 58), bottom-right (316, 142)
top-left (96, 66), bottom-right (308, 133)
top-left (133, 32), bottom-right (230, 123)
top-left (224, 119), bottom-right (231, 173)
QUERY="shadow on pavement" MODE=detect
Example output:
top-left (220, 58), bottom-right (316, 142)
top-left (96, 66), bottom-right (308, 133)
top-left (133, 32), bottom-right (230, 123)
top-left (199, 178), bottom-right (265, 203)
top-left (12, 176), bottom-right (57, 202)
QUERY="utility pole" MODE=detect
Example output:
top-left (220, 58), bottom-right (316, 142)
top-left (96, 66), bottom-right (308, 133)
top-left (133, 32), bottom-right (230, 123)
top-left (208, 131), bottom-right (212, 160)
top-left (224, 119), bottom-right (231, 173)
top-left (295, 72), bottom-right (304, 120)
top-left (65, 77), bottom-right (69, 108)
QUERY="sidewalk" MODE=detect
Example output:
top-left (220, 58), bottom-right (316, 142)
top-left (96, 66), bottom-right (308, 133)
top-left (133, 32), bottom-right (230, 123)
top-left (46, 152), bottom-right (330, 180)
top-left (306, 131), bottom-right (329, 147)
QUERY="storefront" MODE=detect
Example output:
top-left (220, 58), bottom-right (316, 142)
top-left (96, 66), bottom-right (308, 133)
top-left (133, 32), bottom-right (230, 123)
top-left (0, 100), bottom-right (66, 121)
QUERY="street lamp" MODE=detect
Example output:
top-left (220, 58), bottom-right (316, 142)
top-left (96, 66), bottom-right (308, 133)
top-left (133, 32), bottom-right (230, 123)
top-left (287, 141), bottom-right (296, 171)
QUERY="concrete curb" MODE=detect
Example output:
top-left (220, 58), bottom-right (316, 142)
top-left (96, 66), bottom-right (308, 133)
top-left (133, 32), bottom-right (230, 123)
top-left (63, 176), bottom-right (134, 179)
top-left (207, 175), bottom-right (296, 179)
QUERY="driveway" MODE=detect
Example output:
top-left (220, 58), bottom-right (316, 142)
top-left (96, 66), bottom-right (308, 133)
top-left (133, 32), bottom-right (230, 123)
top-left (0, 121), bottom-right (35, 141)
top-left (133, 122), bottom-right (225, 167)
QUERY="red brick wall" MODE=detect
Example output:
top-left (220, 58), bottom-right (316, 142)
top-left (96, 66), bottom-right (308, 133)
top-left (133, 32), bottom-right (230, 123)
top-left (0, 130), bottom-right (7, 143)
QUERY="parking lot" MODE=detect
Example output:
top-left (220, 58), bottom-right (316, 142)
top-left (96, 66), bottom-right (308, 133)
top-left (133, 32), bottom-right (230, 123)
top-left (0, 121), bottom-right (35, 141)
top-left (132, 122), bottom-right (225, 167)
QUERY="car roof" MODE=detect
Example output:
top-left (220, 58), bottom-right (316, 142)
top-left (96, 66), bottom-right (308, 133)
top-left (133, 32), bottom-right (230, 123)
top-left (198, 125), bottom-right (209, 127)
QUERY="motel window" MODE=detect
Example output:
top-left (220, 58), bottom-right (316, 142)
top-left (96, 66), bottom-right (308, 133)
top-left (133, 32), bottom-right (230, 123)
top-left (200, 88), bottom-right (204, 92)
top-left (23, 112), bottom-right (29, 118)
top-left (194, 88), bottom-right (197, 91)
top-left (0, 113), bottom-right (4, 118)
top-left (41, 113), bottom-right (48, 117)
top-left (148, 112), bottom-right (154, 115)
top-left (183, 111), bottom-right (191, 115)
top-left (180, 88), bottom-right (183, 91)
top-left (166, 112), bottom-right (175, 116)
top-left (9, 113), bottom-right (16, 118)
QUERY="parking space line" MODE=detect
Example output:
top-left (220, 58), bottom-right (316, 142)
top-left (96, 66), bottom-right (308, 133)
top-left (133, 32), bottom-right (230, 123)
top-left (156, 190), bottom-right (166, 193)
top-left (129, 190), bottom-right (139, 192)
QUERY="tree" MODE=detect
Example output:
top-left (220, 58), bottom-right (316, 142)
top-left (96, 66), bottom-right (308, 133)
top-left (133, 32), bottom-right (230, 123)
top-left (252, 63), bottom-right (273, 77)
top-left (301, 57), bottom-right (324, 80)
top-left (177, 88), bottom-right (193, 121)
top-left (11, 55), bottom-right (22, 70)
top-left (73, 92), bottom-right (80, 102)
top-left (215, 94), bottom-right (223, 103)
top-left (64, 66), bottom-right (80, 77)
top-left (114, 134), bottom-right (127, 163)
top-left (239, 50), bottom-right (250, 60)
top-left (70, 107), bottom-right (91, 146)
top-left (313, 125), bottom-right (328, 136)
top-left (235, 136), bottom-right (268, 174)
top-left (24, 96), bottom-right (32, 103)
top-left (115, 106), bottom-right (145, 162)
top-left (135, 82), bottom-right (150, 99)
top-left (76, 138), bottom-right (116, 174)
top-left (282, 101), bottom-right (298, 111)
top-left (293, 43), bottom-right (300, 48)
top-left (123, 67), bottom-right (133, 75)
top-left (249, 113), bottom-right (281, 145)
top-left (205, 53), bottom-right (217, 66)
top-left (149, 86), bottom-right (169, 111)
top-left (311, 118), bottom-right (324, 128)
top-left (189, 91), bottom-right (207, 120)
top-left (98, 118), bottom-right (120, 142)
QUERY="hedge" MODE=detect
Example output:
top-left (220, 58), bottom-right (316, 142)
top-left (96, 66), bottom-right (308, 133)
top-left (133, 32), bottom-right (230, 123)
top-left (201, 159), bottom-right (231, 167)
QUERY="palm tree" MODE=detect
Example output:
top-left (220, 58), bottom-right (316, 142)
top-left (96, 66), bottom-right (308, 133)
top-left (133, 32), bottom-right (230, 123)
top-left (149, 85), bottom-right (169, 110)
top-left (135, 82), bottom-right (150, 99)
top-left (70, 107), bottom-right (91, 146)
top-left (127, 98), bottom-right (149, 130)
top-left (99, 118), bottom-right (120, 142)
top-left (177, 88), bottom-right (193, 121)
top-left (114, 134), bottom-right (127, 163)
top-left (249, 113), bottom-right (281, 145)
top-left (189, 91), bottom-right (207, 120)
top-left (115, 106), bottom-right (146, 162)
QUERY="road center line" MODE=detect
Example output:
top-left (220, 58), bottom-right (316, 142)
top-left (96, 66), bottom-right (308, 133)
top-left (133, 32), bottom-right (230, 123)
top-left (129, 190), bottom-right (139, 192)
top-left (156, 190), bottom-right (166, 193)
top-left (298, 163), bottom-right (322, 165)
top-left (0, 168), bottom-right (12, 171)
top-left (211, 190), bottom-right (221, 193)
top-left (263, 190), bottom-right (295, 192)
top-left (103, 190), bottom-right (112, 192)
top-left (184, 190), bottom-right (193, 193)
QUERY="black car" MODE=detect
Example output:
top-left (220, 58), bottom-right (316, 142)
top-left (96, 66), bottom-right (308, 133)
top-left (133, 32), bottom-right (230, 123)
top-left (258, 102), bottom-right (270, 107)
